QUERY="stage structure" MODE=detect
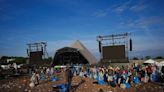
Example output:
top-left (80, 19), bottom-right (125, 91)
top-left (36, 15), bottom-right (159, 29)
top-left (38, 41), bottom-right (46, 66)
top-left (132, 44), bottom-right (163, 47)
top-left (53, 47), bottom-right (89, 65)
top-left (97, 33), bottom-right (132, 63)
top-left (27, 42), bottom-right (48, 65)
top-left (53, 40), bottom-right (97, 65)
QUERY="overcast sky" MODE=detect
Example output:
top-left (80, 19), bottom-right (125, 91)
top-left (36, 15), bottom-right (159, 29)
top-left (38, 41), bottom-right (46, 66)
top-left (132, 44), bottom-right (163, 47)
top-left (0, 0), bottom-right (164, 59)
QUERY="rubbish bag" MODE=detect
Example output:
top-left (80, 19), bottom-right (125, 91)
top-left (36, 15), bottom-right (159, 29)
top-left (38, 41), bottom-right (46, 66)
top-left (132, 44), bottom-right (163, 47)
top-left (125, 83), bottom-right (131, 89)
top-left (98, 80), bottom-right (106, 85)
top-left (51, 77), bottom-right (59, 82)
top-left (151, 73), bottom-right (158, 82)
top-left (53, 84), bottom-right (68, 92)
top-left (133, 76), bottom-right (140, 84)
top-left (29, 82), bottom-right (35, 88)
top-left (59, 84), bottom-right (67, 92)
top-left (97, 76), bottom-right (105, 85)
top-left (40, 74), bottom-right (46, 80)
top-left (120, 84), bottom-right (126, 88)
top-left (110, 81), bottom-right (116, 87)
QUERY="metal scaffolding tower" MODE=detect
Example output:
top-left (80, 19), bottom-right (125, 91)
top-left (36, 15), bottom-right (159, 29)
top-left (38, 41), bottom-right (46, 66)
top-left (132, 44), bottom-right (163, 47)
top-left (27, 42), bottom-right (48, 65)
top-left (97, 33), bottom-right (130, 60)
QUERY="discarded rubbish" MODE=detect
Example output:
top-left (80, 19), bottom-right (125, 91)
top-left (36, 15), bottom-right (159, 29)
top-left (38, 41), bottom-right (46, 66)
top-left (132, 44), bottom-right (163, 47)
top-left (51, 77), bottom-right (59, 82)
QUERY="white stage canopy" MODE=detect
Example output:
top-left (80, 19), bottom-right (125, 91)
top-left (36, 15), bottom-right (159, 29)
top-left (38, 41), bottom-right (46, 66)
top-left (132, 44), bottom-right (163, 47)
top-left (144, 59), bottom-right (156, 64)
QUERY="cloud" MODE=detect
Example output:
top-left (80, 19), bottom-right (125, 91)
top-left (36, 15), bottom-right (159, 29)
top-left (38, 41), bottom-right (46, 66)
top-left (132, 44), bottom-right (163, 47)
top-left (113, 15), bottom-right (164, 58)
top-left (113, 0), bottom-right (131, 13)
top-left (113, 0), bottom-right (147, 13)
top-left (136, 16), bottom-right (164, 27)
top-left (129, 34), bottom-right (164, 58)
top-left (92, 0), bottom-right (147, 17)
top-left (118, 15), bottom-right (164, 32)
top-left (93, 9), bottom-right (108, 17)
top-left (133, 37), bottom-right (164, 51)
top-left (129, 3), bottom-right (146, 12)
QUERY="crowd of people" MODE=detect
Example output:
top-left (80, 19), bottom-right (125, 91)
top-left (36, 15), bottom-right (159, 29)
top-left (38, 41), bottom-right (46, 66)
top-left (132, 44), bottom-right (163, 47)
top-left (29, 63), bottom-right (164, 90)
top-left (29, 67), bottom-right (55, 87)
top-left (72, 63), bottom-right (163, 89)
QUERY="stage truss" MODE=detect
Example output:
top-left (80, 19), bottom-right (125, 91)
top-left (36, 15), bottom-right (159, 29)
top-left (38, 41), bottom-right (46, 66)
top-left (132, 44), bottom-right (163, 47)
top-left (27, 42), bottom-right (48, 59)
top-left (97, 33), bottom-right (131, 60)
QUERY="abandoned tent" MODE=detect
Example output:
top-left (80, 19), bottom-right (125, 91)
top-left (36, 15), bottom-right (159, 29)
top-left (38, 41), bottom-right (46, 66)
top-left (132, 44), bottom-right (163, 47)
top-left (53, 40), bottom-right (97, 65)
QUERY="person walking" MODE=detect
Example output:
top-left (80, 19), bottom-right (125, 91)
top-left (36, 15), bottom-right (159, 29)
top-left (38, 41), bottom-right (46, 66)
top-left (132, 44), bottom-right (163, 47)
top-left (65, 64), bottom-right (73, 92)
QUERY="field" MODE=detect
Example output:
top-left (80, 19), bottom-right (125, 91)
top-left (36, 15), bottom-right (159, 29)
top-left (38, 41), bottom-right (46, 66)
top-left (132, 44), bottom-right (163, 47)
top-left (0, 71), bottom-right (163, 92)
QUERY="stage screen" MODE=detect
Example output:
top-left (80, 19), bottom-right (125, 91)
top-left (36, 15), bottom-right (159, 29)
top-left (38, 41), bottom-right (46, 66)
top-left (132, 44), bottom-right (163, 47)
top-left (102, 45), bottom-right (125, 59)
top-left (30, 51), bottom-right (43, 63)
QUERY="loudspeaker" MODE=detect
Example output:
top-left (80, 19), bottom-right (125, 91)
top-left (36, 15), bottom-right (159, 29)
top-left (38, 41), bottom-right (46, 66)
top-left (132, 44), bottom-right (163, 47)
top-left (41, 47), bottom-right (44, 55)
top-left (27, 49), bottom-right (29, 56)
top-left (130, 39), bottom-right (132, 51)
top-left (99, 41), bottom-right (101, 53)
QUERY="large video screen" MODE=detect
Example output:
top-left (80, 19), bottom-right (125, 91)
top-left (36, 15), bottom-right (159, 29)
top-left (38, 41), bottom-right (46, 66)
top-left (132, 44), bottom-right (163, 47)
top-left (102, 45), bottom-right (125, 59)
top-left (30, 51), bottom-right (43, 63)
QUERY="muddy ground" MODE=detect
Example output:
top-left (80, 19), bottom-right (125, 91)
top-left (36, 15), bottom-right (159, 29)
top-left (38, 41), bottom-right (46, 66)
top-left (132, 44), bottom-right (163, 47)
top-left (0, 72), bottom-right (163, 92)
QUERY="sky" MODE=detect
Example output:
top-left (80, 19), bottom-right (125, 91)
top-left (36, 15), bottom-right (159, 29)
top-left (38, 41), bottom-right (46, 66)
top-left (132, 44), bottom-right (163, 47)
top-left (0, 0), bottom-right (164, 59)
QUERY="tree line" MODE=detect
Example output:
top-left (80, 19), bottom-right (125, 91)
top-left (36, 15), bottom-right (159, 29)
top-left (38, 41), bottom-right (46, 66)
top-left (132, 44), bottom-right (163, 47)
top-left (0, 56), bottom-right (53, 65)
top-left (132, 56), bottom-right (164, 60)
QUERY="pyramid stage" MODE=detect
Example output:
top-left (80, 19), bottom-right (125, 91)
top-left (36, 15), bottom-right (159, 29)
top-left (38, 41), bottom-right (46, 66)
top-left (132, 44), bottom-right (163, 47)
top-left (53, 40), bottom-right (97, 65)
